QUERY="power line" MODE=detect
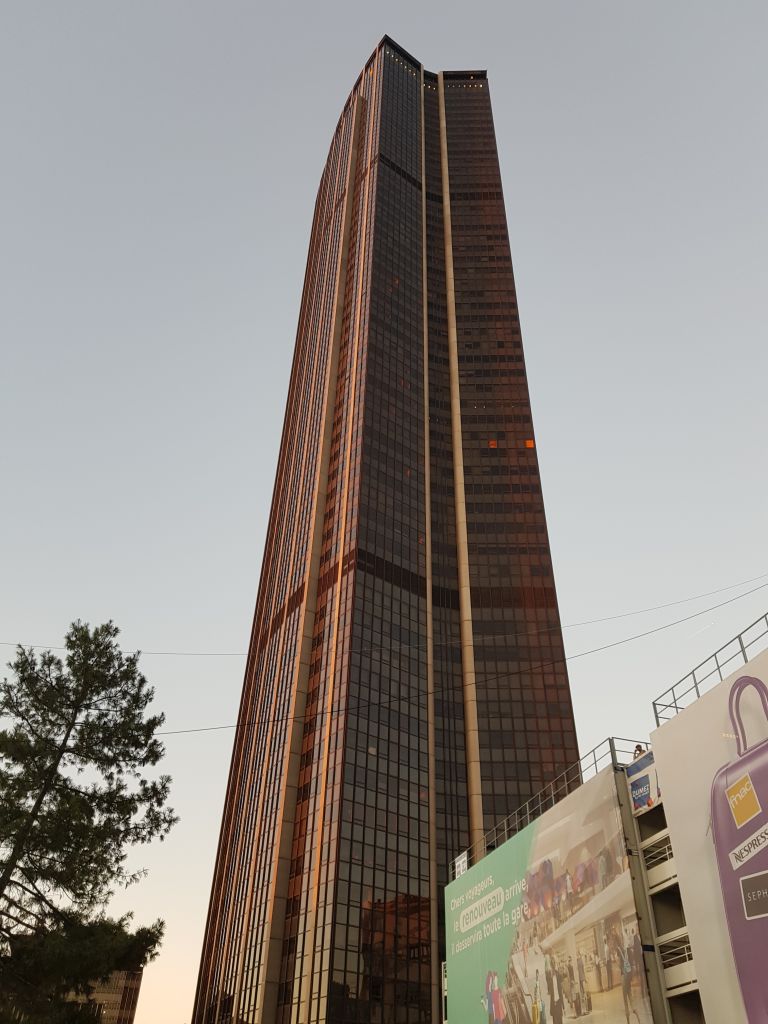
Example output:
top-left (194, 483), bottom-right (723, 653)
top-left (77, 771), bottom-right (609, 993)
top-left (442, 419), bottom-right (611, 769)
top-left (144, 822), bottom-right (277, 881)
top-left (2, 568), bottom-right (766, 658)
top-left (155, 583), bottom-right (768, 736)
top-left (564, 568), bottom-right (768, 627)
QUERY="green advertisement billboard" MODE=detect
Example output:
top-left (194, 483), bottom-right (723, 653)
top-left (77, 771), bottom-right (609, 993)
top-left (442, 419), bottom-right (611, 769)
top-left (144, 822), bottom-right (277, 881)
top-left (445, 768), bottom-right (652, 1024)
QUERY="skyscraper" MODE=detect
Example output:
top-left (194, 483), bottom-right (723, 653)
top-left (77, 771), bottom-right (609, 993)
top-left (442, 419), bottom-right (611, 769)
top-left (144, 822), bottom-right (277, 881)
top-left (193, 36), bottom-right (578, 1024)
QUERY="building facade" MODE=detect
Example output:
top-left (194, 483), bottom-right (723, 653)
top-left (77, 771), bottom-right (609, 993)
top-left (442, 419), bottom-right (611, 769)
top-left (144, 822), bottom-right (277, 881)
top-left (193, 36), bottom-right (578, 1024)
top-left (70, 970), bottom-right (143, 1024)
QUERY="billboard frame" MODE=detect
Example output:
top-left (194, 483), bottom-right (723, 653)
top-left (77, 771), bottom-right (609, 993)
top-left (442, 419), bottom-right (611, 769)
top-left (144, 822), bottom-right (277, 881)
top-left (614, 758), bottom-right (673, 1024)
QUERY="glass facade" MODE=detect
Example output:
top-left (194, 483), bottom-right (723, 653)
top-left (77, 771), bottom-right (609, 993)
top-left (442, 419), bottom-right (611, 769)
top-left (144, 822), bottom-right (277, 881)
top-left (193, 36), bottom-right (578, 1024)
top-left (69, 971), bottom-right (143, 1024)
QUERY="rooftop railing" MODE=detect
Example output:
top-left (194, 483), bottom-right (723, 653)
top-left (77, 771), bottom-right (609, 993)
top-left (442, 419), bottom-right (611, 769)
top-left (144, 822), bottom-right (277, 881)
top-left (652, 612), bottom-right (768, 725)
top-left (450, 736), bottom-right (646, 879)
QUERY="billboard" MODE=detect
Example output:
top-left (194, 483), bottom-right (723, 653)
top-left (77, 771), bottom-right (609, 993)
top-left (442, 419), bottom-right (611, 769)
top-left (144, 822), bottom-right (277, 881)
top-left (625, 750), bottom-right (660, 815)
top-left (445, 768), bottom-right (652, 1024)
top-left (651, 647), bottom-right (768, 1023)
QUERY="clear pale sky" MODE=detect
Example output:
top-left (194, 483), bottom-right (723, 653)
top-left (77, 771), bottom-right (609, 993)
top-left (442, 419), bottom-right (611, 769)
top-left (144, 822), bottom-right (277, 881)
top-left (2, 3), bottom-right (766, 1021)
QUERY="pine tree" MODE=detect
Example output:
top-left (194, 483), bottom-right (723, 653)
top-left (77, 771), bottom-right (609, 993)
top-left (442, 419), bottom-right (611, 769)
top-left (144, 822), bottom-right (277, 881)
top-left (0, 621), bottom-right (177, 1019)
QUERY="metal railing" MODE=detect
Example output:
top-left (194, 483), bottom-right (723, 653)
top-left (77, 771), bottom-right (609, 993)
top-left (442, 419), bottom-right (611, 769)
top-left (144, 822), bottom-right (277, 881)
top-left (450, 736), bottom-right (647, 878)
top-left (658, 935), bottom-right (694, 970)
top-left (643, 832), bottom-right (674, 870)
top-left (653, 612), bottom-right (768, 725)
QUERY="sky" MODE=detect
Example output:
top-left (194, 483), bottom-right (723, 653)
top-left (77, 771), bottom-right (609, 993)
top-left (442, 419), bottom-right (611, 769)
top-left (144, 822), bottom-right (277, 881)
top-left (1, 2), bottom-right (766, 1021)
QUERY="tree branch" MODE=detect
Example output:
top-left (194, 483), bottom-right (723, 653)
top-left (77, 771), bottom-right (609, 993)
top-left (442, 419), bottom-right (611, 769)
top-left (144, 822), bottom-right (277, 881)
top-left (11, 874), bottom-right (64, 921)
top-left (0, 906), bottom-right (43, 936)
top-left (1, 691), bottom-right (45, 743)
top-left (0, 717), bottom-right (79, 904)
top-left (1, 893), bottom-right (47, 928)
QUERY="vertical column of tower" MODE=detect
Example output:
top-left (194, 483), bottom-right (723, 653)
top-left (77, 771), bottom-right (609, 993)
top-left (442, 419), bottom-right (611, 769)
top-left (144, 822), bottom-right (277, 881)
top-left (276, 72), bottom-right (371, 1018)
top-left (442, 73), bottom-right (579, 831)
top-left (423, 69), bottom-right (469, 942)
top-left (288, 50), bottom-right (383, 1024)
top-left (420, 63), bottom-right (440, 1024)
top-left (356, 41), bottom-right (432, 1024)
top-left (245, 95), bottom-right (364, 1024)
top-left (191, 79), bottom-right (363, 1024)
top-left (194, 155), bottom-right (332, 1017)
top-left (437, 71), bottom-right (485, 852)
top-left (315, 39), bottom-right (432, 1024)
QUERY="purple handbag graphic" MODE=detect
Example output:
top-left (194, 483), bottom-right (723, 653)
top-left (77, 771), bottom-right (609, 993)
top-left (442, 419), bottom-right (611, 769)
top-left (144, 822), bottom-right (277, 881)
top-left (711, 675), bottom-right (768, 1021)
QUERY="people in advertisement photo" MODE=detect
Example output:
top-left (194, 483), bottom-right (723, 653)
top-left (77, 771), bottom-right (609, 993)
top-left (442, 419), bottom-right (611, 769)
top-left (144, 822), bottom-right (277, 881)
top-left (652, 651), bottom-right (768, 1024)
top-left (499, 912), bottom-right (648, 1023)
top-left (448, 769), bottom-right (653, 1024)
